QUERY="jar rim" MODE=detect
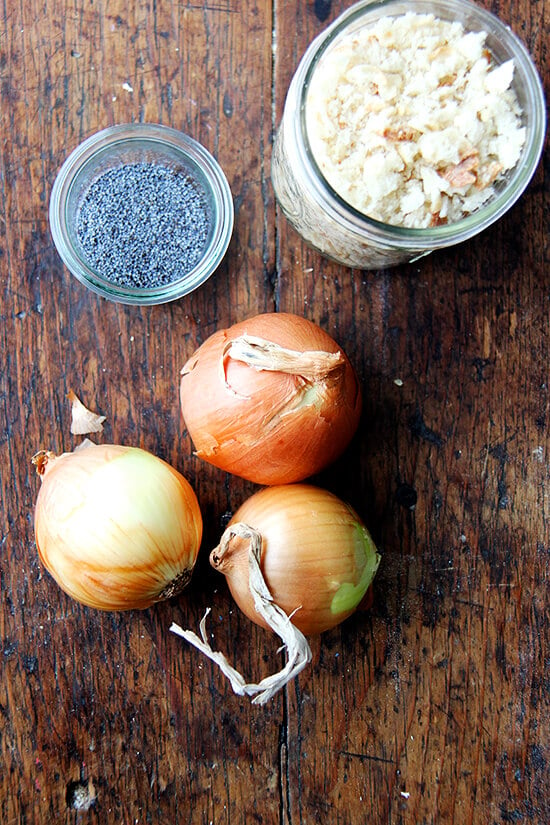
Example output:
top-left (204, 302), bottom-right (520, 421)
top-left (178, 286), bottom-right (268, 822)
top-left (49, 123), bottom-right (234, 305)
top-left (293, 0), bottom-right (546, 248)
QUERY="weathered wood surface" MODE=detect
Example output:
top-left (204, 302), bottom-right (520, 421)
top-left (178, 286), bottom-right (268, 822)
top-left (0, 0), bottom-right (548, 822)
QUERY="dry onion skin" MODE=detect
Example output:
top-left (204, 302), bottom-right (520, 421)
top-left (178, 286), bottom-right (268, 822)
top-left (171, 484), bottom-right (380, 703)
top-left (32, 442), bottom-right (203, 611)
top-left (67, 389), bottom-right (106, 435)
top-left (179, 312), bottom-right (362, 485)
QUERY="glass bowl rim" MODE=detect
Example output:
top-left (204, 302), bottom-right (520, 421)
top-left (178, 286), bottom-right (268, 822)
top-left (49, 123), bottom-right (235, 305)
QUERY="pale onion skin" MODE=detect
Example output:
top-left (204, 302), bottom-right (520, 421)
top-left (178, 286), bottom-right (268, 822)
top-left (210, 484), bottom-right (380, 636)
top-left (179, 312), bottom-right (362, 485)
top-left (33, 444), bottom-right (203, 610)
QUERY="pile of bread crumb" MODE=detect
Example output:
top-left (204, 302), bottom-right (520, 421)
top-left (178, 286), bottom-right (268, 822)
top-left (306, 12), bottom-right (526, 228)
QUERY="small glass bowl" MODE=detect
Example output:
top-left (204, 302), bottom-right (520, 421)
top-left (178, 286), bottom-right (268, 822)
top-left (271, 0), bottom-right (546, 269)
top-left (49, 123), bottom-right (234, 305)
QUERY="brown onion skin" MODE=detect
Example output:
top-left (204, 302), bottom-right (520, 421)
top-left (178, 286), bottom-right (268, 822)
top-left (180, 313), bottom-right (362, 485)
top-left (212, 484), bottom-right (379, 636)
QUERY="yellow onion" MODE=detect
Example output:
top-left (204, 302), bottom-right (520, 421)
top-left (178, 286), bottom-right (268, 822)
top-left (211, 483), bottom-right (380, 635)
top-left (179, 312), bottom-right (362, 485)
top-left (171, 484), bottom-right (380, 704)
top-left (32, 442), bottom-right (203, 610)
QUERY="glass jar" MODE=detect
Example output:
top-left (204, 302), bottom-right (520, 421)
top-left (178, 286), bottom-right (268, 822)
top-left (271, 0), bottom-right (546, 270)
top-left (49, 124), bottom-right (234, 305)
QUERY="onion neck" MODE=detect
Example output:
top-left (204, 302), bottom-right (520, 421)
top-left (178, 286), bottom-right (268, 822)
top-left (223, 334), bottom-right (345, 383)
top-left (32, 439), bottom-right (96, 479)
top-left (209, 522), bottom-right (261, 572)
top-left (31, 450), bottom-right (58, 478)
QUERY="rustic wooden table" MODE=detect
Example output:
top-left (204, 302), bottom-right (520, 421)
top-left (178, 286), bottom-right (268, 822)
top-left (1, 0), bottom-right (548, 823)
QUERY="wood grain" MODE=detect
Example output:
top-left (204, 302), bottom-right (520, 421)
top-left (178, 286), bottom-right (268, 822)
top-left (1, 0), bottom-right (548, 823)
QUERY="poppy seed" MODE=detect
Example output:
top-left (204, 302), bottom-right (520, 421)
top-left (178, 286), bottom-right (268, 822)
top-left (76, 162), bottom-right (210, 289)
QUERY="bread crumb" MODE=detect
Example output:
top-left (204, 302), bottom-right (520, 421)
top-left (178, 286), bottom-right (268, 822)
top-left (306, 12), bottom-right (525, 228)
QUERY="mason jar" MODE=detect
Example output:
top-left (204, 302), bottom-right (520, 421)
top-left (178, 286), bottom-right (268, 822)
top-left (271, 0), bottom-right (546, 270)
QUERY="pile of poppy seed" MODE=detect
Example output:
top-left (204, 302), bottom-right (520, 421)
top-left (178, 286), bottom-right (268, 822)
top-left (76, 162), bottom-right (210, 289)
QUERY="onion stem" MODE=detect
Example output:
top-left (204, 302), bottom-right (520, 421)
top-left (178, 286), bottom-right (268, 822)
top-left (31, 451), bottom-right (55, 476)
top-left (223, 334), bottom-right (345, 382)
top-left (170, 522), bottom-right (312, 704)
